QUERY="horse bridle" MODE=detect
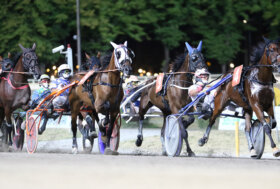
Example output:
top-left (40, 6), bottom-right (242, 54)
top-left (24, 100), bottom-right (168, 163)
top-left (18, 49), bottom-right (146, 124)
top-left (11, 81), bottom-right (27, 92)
top-left (22, 50), bottom-right (38, 73)
top-left (188, 49), bottom-right (207, 72)
top-left (114, 45), bottom-right (134, 70)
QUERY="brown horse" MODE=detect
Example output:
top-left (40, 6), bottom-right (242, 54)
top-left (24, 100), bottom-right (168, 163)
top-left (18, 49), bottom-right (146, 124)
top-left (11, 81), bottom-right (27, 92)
top-left (69, 41), bottom-right (134, 154)
top-left (135, 41), bottom-right (209, 156)
top-left (0, 43), bottom-right (41, 149)
top-left (198, 37), bottom-right (280, 158)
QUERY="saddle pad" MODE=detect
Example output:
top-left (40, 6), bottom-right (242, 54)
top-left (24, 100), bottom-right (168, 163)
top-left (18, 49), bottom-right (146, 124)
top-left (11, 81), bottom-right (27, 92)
top-left (232, 65), bottom-right (243, 87)
top-left (78, 70), bottom-right (95, 85)
top-left (156, 73), bottom-right (164, 94)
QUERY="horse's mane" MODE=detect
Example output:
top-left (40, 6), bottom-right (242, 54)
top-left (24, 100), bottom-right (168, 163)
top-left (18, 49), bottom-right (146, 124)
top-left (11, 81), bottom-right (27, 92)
top-left (99, 52), bottom-right (112, 70)
top-left (11, 52), bottom-right (22, 64)
top-left (249, 42), bottom-right (266, 65)
top-left (171, 53), bottom-right (187, 72)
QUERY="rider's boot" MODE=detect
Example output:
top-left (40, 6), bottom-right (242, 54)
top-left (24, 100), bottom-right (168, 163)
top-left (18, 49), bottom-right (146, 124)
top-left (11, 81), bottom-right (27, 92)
top-left (85, 115), bottom-right (97, 138)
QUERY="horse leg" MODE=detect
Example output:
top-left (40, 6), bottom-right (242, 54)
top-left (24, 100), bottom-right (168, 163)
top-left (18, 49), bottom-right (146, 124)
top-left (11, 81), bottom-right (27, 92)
top-left (160, 113), bottom-right (169, 156)
top-left (181, 114), bottom-right (195, 157)
top-left (198, 93), bottom-right (227, 146)
top-left (266, 105), bottom-right (280, 157)
top-left (104, 111), bottom-right (119, 155)
top-left (136, 99), bottom-right (153, 147)
top-left (85, 112), bottom-right (97, 138)
top-left (4, 108), bottom-right (13, 148)
top-left (0, 108), bottom-right (4, 138)
top-left (38, 111), bottom-right (48, 135)
top-left (0, 108), bottom-right (6, 150)
top-left (70, 100), bottom-right (81, 154)
top-left (243, 110), bottom-right (257, 157)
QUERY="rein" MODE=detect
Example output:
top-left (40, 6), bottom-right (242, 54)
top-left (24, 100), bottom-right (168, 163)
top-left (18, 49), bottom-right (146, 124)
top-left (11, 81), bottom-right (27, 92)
top-left (2, 70), bottom-right (34, 75)
top-left (166, 71), bottom-right (195, 75)
top-left (76, 69), bottom-right (120, 75)
top-left (1, 70), bottom-right (29, 90)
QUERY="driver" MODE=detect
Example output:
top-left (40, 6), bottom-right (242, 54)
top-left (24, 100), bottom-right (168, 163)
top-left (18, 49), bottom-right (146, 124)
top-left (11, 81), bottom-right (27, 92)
top-left (50, 64), bottom-right (71, 110)
top-left (188, 69), bottom-right (214, 119)
top-left (19, 74), bottom-right (52, 134)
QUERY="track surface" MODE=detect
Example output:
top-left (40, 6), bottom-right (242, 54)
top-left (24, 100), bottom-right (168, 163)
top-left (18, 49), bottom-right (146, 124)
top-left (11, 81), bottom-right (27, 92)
top-left (0, 152), bottom-right (279, 189)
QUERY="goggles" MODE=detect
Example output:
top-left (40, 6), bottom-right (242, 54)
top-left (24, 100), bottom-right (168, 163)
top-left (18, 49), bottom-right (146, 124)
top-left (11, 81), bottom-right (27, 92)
top-left (41, 79), bottom-right (50, 83)
top-left (63, 70), bottom-right (71, 74)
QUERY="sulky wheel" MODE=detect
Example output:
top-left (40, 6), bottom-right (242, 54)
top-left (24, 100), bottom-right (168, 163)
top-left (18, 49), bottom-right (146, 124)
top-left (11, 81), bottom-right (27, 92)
top-left (164, 115), bottom-right (183, 157)
top-left (250, 120), bottom-right (265, 159)
top-left (26, 115), bottom-right (38, 154)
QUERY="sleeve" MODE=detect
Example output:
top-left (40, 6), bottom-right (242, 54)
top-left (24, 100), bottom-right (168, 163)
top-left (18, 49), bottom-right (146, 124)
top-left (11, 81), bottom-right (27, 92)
top-left (31, 90), bottom-right (39, 101)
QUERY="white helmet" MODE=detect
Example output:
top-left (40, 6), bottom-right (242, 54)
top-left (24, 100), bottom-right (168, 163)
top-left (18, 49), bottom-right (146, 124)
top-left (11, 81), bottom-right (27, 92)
top-left (39, 74), bottom-right (50, 89)
top-left (58, 64), bottom-right (71, 79)
top-left (40, 74), bottom-right (50, 81)
top-left (58, 64), bottom-right (71, 73)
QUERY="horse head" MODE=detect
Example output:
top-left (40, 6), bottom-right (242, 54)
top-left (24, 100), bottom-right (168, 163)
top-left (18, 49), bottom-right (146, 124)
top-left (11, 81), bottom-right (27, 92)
top-left (19, 43), bottom-right (41, 79)
top-left (85, 52), bottom-right (101, 70)
top-left (263, 37), bottom-right (280, 73)
top-left (110, 41), bottom-right (134, 78)
top-left (0, 52), bottom-right (14, 72)
top-left (185, 41), bottom-right (209, 82)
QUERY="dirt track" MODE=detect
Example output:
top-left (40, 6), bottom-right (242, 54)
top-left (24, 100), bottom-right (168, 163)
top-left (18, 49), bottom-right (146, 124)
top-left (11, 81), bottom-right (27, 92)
top-left (0, 152), bottom-right (279, 189)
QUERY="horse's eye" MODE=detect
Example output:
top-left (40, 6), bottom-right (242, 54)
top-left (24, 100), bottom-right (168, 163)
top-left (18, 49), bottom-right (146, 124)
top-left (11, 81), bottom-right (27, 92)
top-left (192, 55), bottom-right (198, 61)
top-left (26, 54), bottom-right (31, 60)
top-left (116, 51), bottom-right (121, 59)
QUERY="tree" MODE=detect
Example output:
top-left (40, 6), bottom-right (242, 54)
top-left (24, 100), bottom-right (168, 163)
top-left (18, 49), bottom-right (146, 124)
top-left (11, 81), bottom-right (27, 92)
top-left (0, 0), bottom-right (76, 67)
top-left (191, 0), bottom-right (251, 73)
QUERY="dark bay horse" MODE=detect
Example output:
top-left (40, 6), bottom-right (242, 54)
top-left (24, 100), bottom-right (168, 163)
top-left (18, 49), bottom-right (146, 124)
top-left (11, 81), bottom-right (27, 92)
top-left (136, 41), bottom-right (209, 156)
top-left (198, 37), bottom-right (280, 157)
top-left (69, 41), bottom-right (134, 154)
top-left (0, 44), bottom-right (41, 149)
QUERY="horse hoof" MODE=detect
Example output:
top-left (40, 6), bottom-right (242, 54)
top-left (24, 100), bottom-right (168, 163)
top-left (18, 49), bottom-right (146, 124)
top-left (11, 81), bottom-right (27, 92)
top-left (104, 148), bottom-right (119, 155)
top-left (135, 139), bottom-right (142, 147)
top-left (162, 151), bottom-right (167, 156)
top-left (188, 151), bottom-right (196, 157)
top-left (89, 131), bottom-right (98, 139)
top-left (250, 149), bottom-right (257, 158)
top-left (272, 148), bottom-right (280, 157)
top-left (72, 147), bottom-right (78, 154)
top-left (198, 138), bottom-right (206, 146)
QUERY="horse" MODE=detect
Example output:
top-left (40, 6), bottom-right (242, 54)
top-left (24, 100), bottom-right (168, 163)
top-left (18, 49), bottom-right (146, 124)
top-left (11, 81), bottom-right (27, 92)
top-left (0, 43), bottom-right (41, 150)
top-left (69, 41), bottom-right (134, 154)
top-left (135, 41), bottom-right (209, 156)
top-left (198, 37), bottom-right (280, 158)
top-left (0, 53), bottom-right (15, 76)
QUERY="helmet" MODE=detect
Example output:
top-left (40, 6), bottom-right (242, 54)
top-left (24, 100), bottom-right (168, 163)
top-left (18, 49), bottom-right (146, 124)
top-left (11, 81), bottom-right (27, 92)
top-left (39, 74), bottom-right (50, 89)
top-left (58, 64), bottom-right (71, 79)
top-left (40, 74), bottom-right (50, 81)
top-left (58, 64), bottom-right (71, 73)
